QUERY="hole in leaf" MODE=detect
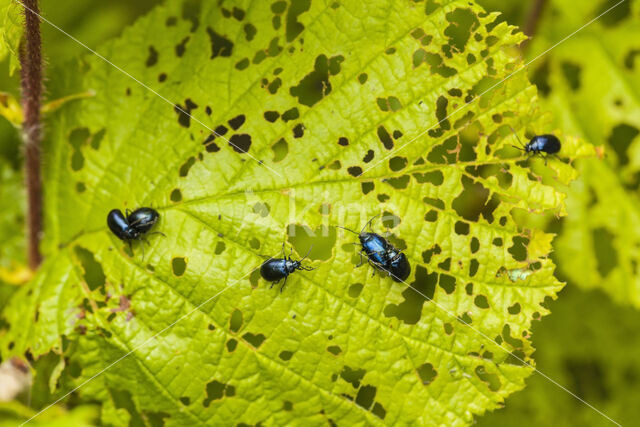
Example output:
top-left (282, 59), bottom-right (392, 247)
top-left (444, 8), bottom-right (479, 53)
top-left (452, 176), bottom-right (490, 221)
top-left (439, 274), bottom-right (456, 294)
top-left (230, 309), bottom-right (243, 333)
top-left (288, 224), bottom-right (336, 261)
top-left (228, 114), bottom-right (246, 130)
top-left (348, 283), bottom-right (363, 298)
top-left (74, 246), bottom-right (105, 291)
top-left (282, 107), bottom-right (299, 121)
top-left (244, 23), bottom-right (257, 41)
top-left (377, 126), bottom-right (394, 149)
top-left (355, 385), bottom-right (376, 410)
top-left (286, 0), bottom-right (311, 42)
top-left (327, 345), bottom-right (342, 355)
top-left (203, 380), bottom-right (227, 406)
top-left (508, 236), bottom-right (528, 262)
top-left (290, 54), bottom-right (343, 107)
top-left (214, 241), bottom-right (226, 255)
top-left (384, 266), bottom-right (436, 324)
top-left (172, 257), bottom-right (186, 276)
top-left (475, 365), bottom-right (501, 391)
top-left (170, 188), bottom-right (182, 202)
top-left (474, 295), bottom-right (489, 309)
top-left (229, 134), bottom-right (252, 153)
top-left (341, 366), bottom-right (366, 388)
top-left (206, 27), bottom-right (234, 58)
top-left (179, 157), bottom-right (196, 177)
top-left (242, 332), bottom-right (266, 348)
top-left (508, 302), bottom-right (521, 315)
top-left (252, 202), bottom-right (271, 217)
top-left (279, 350), bottom-right (294, 361)
top-left (417, 363), bottom-right (437, 385)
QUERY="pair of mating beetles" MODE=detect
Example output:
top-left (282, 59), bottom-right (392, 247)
top-left (107, 132), bottom-right (561, 290)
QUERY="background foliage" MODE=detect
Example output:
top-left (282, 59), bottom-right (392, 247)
top-left (0, 0), bottom-right (638, 426)
top-left (475, 0), bottom-right (640, 425)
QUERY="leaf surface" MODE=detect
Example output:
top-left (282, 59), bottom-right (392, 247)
top-left (524, 0), bottom-right (640, 307)
top-left (1, 0), bottom-right (593, 425)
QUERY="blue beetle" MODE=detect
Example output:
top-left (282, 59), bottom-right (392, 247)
top-left (511, 127), bottom-right (561, 161)
top-left (107, 207), bottom-right (165, 256)
top-left (260, 244), bottom-right (315, 292)
top-left (337, 215), bottom-right (411, 283)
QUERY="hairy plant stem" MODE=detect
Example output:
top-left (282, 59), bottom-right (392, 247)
top-left (20, 0), bottom-right (43, 269)
top-left (521, 0), bottom-right (548, 51)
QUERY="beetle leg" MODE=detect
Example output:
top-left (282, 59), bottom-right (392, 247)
top-left (128, 240), bottom-right (133, 255)
top-left (281, 242), bottom-right (285, 258)
top-left (280, 275), bottom-right (288, 293)
top-left (270, 279), bottom-right (280, 289)
top-left (125, 208), bottom-right (132, 218)
top-left (367, 259), bottom-right (385, 277)
top-left (148, 231), bottom-right (166, 237)
top-left (356, 251), bottom-right (366, 267)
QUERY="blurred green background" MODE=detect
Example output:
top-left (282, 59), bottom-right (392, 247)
top-left (1, 0), bottom-right (639, 425)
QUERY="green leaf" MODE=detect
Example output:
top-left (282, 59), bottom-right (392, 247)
top-left (1, 0), bottom-right (593, 424)
top-left (0, 0), bottom-right (23, 75)
top-left (0, 400), bottom-right (98, 426)
top-left (0, 158), bottom-right (26, 283)
top-left (477, 286), bottom-right (640, 427)
top-left (523, 0), bottom-right (640, 308)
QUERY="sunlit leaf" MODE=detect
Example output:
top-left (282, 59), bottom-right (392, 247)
top-left (1, 0), bottom-right (594, 424)
top-left (477, 287), bottom-right (640, 427)
top-left (525, 0), bottom-right (640, 308)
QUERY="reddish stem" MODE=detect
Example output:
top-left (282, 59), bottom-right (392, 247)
top-left (20, 0), bottom-right (43, 269)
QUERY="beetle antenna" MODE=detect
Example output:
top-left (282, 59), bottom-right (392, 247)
top-left (300, 245), bottom-right (313, 262)
top-left (509, 126), bottom-right (526, 149)
top-left (335, 225), bottom-right (358, 235)
top-left (362, 214), bottom-right (380, 234)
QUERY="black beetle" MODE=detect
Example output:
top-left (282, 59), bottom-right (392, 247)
top-left (511, 127), bottom-right (561, 161)
top-left (337, 215), bottom-right (411, 283)
top-left (260, 244), bottom-right (315, 292)
top-left (107, 207), bottom-right (164, 255)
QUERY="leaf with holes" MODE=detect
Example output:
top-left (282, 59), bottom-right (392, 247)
top-left (518, 0), bottom-right (640, 308)
top-left (477, 287), bottom-right (640, 427)
top-left (1, 0), bottom-right (595, 425)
